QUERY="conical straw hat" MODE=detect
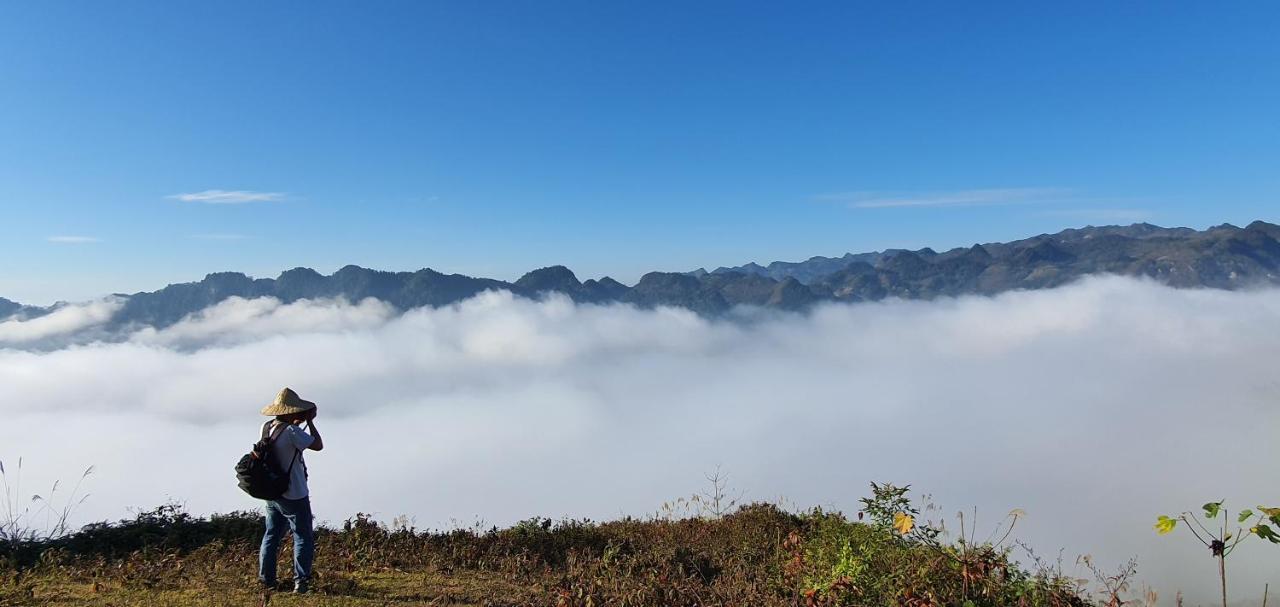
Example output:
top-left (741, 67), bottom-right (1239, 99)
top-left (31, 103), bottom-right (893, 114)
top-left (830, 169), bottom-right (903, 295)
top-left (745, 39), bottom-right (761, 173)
top-left (261, 388), bottom-right (316, 416)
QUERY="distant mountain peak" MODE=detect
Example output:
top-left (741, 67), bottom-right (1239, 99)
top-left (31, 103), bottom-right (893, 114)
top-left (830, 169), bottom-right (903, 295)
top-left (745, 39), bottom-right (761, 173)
top-left (0, 297), bottom-right (21, 319)
top-left (516, 266), bottom-right (582, 292)
top-left (281, 266), bottom-right (324, 277)
top-left (967, 244), bottom-right (992, 259)
top-left (1245, 220), bottom-right (1280, 239)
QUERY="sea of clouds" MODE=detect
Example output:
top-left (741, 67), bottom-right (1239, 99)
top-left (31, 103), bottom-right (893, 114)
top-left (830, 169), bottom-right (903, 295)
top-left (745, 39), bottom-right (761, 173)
top-left (2, 275), bottom-right (1278, 603)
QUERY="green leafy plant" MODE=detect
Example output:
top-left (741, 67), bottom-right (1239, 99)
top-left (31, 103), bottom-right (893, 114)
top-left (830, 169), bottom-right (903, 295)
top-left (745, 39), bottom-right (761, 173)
top-left (1154, 500), bottom-right (1280, 607)
top-left (858, 482), bottom-right (913, 532)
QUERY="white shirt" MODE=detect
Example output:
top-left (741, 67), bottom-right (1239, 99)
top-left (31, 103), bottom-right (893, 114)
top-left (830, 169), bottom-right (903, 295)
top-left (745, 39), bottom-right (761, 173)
top-left (262, 420), bottom-right (315, 500)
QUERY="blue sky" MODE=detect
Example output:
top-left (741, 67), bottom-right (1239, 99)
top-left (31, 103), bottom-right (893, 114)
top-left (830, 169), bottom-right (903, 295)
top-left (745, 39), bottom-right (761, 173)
top-left (2, 1), bottom-right (1278, 304)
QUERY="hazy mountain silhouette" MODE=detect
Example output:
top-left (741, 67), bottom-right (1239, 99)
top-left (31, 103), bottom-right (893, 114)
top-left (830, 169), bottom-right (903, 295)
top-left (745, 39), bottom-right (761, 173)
top-left (0, 297), bottom-right (23, 318)
top-left (4, 220), bottom-right (1279, 329)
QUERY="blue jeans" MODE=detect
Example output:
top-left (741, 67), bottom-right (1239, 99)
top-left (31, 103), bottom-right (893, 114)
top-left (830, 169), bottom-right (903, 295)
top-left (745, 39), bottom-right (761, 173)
top-left (258, 496), bottom-right (314, 587)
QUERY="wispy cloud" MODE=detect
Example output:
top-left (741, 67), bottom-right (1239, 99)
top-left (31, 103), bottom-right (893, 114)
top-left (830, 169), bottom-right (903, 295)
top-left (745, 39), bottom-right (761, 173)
top-left (189, 233), bottom-right (249, 240)
top-left (47, 236), bottom-right (101, 244)
top-left (167, 190), bottom-right (285, 204)
top-left (819, 187), bottom-right (1070, 209)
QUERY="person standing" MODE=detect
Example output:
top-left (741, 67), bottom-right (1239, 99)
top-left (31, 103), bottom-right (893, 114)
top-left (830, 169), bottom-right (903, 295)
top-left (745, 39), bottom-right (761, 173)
top-left (257, 387), bottom-right (324, 595)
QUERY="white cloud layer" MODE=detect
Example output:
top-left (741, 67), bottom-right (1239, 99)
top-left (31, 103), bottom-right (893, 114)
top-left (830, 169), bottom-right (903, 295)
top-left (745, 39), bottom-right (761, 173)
top-left (168, 190), bottom-right (285, 204)
top-left (0, 298), bottom-right (122, 344)
top-left (1, 277), bottom-right (1277, 603)
top-left (130, 296), bottom-right (396, 349)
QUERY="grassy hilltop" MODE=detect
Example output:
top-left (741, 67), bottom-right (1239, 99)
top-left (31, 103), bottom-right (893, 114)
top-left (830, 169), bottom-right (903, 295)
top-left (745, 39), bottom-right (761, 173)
top-left (0, 485), bottom-right (1103, 607)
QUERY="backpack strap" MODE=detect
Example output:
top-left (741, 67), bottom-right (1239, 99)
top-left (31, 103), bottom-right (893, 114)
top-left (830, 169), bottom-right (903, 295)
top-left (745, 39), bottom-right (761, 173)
top-left (284, 447), bottom-right (300, 476)
top-left (264, 420), bottom-right (302, 476)
top-left (262, 420), bottom-right (289, 443)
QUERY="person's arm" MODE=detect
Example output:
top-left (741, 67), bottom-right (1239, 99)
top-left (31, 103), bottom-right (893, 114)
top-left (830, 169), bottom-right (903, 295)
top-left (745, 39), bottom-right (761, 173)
top-left (305, 416), bottom-right (324, 451)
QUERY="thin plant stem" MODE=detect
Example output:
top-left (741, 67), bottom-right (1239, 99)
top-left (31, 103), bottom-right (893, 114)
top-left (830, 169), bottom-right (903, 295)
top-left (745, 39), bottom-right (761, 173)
top-left (1218, 553), bottom-right (1227, 607)
top-left (1180, 515), bottom-right (1213, 548)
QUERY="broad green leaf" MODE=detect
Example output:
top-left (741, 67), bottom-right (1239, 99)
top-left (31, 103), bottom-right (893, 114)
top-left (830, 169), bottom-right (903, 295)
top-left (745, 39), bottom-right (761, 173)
top-left (1238, 509), bottom-right (1254, 523)
top-left (1203, 501), bottom-right (1223, 519)
top-left (1155, 516), bottom-right (1178, 535)
top-left (1253, 524), bottom-right (1280, 544)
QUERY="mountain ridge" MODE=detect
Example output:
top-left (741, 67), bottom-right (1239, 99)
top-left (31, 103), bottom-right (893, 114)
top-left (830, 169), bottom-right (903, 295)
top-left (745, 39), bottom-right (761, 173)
top-left (4, 220), bottom-right (1280, 328)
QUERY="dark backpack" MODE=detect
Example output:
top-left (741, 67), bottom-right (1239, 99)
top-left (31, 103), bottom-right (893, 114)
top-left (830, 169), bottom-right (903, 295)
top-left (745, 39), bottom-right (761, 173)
top-left (235, 422), bottom-right (300, 500)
